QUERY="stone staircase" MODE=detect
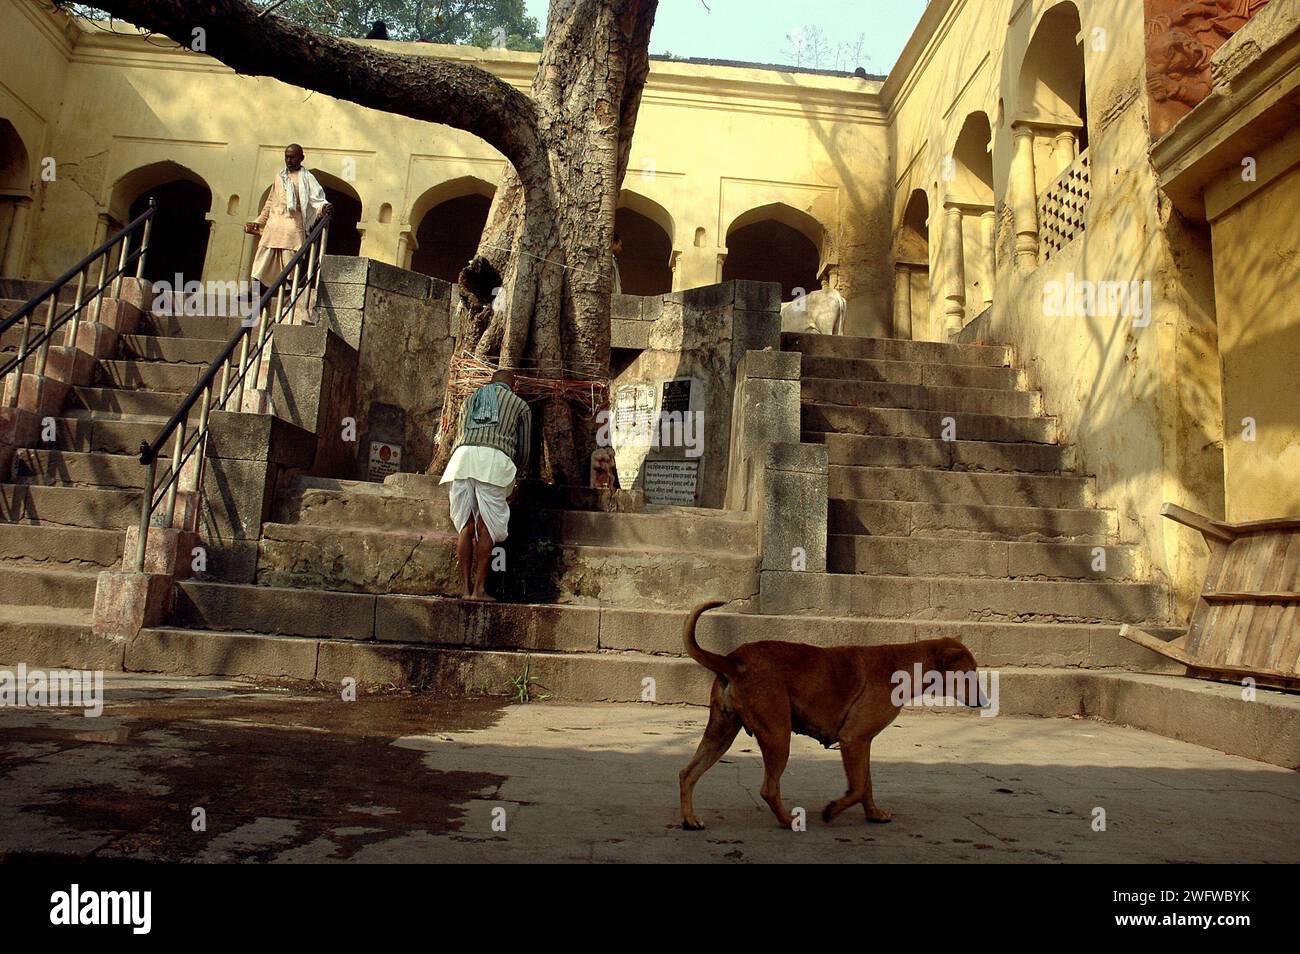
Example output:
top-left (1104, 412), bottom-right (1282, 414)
top-left (3, 291), bottom-right (1176, 704)
top-left (0, 294), bottom-right (239, 657)
top-left (773, 331), bottom-right (1171, 659)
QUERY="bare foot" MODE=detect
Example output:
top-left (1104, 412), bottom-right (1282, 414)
top-left (865, 805), bottom-right (892, 823)
top-left (681, 815), bottom-right (705, 831)
top-left (469, 591), bottom-right (497, 603)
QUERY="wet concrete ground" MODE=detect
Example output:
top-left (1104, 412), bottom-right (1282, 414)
top-left (1, 672), bottom-right (1297, 863)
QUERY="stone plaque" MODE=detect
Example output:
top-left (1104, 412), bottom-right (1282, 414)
top-left (661, 378), bottom-right (692, 415)
top-left (367, 440), bottom-right (402, 482)
top-left (643, 459), bottom-right (700, 506)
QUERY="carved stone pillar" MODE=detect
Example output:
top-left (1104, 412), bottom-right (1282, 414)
top-left (893, 265), bottom-right (912, 340)
top-left (1011, 124), bottom-right (1039, 268)
top-left (942, 204), bottom-right (965, 336)
top-left (0, 197), bottom-right (32, 277)
top-left (980, 210), bottom-right (996, 309)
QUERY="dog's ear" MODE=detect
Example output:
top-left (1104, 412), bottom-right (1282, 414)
top-left (937, 641), bottom-right (973, 672)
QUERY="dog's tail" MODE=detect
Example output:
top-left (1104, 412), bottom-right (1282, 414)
top-left (683, 600), bottom-right (735, 681)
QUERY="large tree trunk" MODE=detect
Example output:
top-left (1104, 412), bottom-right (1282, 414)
top-left (85, 0), bottom-right (658, 483)
top-left (438, 0), bottom-right (657, 483)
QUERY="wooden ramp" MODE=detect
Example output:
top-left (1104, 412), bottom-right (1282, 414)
top-left (1121, 504), bottom-right (1300, 692)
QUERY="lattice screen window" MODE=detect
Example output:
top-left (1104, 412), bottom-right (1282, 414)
top-left (1037, 149), bottom-right (1090, 262)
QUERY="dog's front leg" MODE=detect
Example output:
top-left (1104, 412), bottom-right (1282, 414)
top-left (822, 738), bottom-right (891, 824)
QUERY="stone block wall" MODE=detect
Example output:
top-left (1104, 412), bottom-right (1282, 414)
top-left (317, 256), bottom-right (456, 476)
top-left (609, 279), bottom-right (782, 507)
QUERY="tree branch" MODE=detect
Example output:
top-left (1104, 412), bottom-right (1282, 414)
top-left (89, 0), bottom-right (543, 173)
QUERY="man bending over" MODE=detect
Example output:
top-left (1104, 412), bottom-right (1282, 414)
top-left (439, 369), bottom-right (531, 601)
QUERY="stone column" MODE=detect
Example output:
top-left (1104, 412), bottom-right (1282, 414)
top-left (1010, 124), bottom-right (1039, 269)
top-left (942, 204), bottom-right (965, 337)
top-left (980, 210), bottom-right (997, 309)
top-left (1054, 129), bottom-right (1078, 178)
top-left (893, 265), bottom-right (912, 339)
top-left (396, 231), bottom-right (414, 271)
top-left (1, 196), bottom-right (32, 277)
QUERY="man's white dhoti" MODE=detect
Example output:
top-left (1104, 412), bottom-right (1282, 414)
top-left (441, 444), bottom-right (517, 543)
top-left (447, 478), bottom-right (511, 543)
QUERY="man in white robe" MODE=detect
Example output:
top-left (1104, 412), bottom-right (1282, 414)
top-left (245, 144), bottom-right (331, 319)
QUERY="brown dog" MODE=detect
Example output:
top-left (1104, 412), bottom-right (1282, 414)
top-left (678, 601), bottom-right (985, 829)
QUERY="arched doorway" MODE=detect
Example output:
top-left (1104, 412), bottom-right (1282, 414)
top-left (1018, 1), bottom-right (1088, 174)
top-left (407, 176), bottom-right (496, 282)
top-left (0, 119), bottom-right (32, 276)
top-left (615, 191), bottom-right (674, 295)
top-left (722, 203), bottom-right (823, 300)
top-left (111, 161), bottom-right (213, 286)
top-left (413, 194), bottom-right (492, 282)
top-left (892, 189), bottom-right (930, 340)
top-left (949, 112), bottom-right (996, 319)
top-left (310, 169), bottom-right (362, 257)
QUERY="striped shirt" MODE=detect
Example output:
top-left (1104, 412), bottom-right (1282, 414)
top-left (451, 382), bottom-right (531, 475)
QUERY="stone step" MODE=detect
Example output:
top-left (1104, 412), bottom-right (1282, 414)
top-left (10, 449), bottom-right (167, 490)
top-left (828, 534), bottom-right (1146, 581)
top-left (798, 355), bottom-right (1025, 390)
top-left (117, 334), bottom-right (228, 364)
top-left (47, 416), bottom-right (162, 455)
top-left (0, 603), bottom-right (122, 673)
top-left (0, 523), bottom-right (124, 569)
top-left (802, 404), bottom-right (1057, 443)
top-left (781, 332), bottom-right (1012, 368)
top-left (70, 385), bottom-right (191, 419)
top-left (828, 465), bottom-right (1094, 509)
top-left (94, 358), bottom-right (202, 393)
top-left (138, 313), bottom-right (244, 339)
top-left (761, 571), bottom-right (1168, 624)
top-left (807, 432), bottom-right (1076, 474)
top-left (801, 377), bottom-right (1041, 416)
top-left (0, 483), bottom-right (142, 529)
top-left (0, 564), bottom-right (101, 608)
top-left (828, 497), bottom-right (1116, 542)
top-left (147, 595), bottom-right (1179, 675)
top-left (256, 523), bottom-right (759, 609)
top-left (74, 627), bottom-right (1300, 767)
top-left (280, 485), bottom-right (756, 551)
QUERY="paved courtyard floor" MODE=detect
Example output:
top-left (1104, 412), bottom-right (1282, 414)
top-left (0, 673), bottom-right (1296, 863)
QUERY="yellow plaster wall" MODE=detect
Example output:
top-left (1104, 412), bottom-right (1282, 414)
top-left (1210, 161), bottom-right (1300, 522)
top-left (887, 0), bottom-right (1226, 619)
top-left (0, 0), bottom-right (894, 335)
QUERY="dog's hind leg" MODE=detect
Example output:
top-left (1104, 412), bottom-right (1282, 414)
top-left (749, 711), bottom-right (795, 829)
top-left (679, 691), bottom-right (742, 831)
top-left (821, 739), bottom-right (886, 823)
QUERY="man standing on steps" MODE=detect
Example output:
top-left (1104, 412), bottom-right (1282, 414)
top-left (244, 144), bottom-right (331, 316)
top-left (440, 369), bottom-right (531, 601)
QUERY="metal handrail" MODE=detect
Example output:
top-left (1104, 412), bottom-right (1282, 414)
top-left (2, 198), bottom-right (157, 404)
top-left (131, 210), bottom-right (332, 571)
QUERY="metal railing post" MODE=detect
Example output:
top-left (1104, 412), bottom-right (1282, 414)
top-left (134, 458), bottom-right (157, 572)
top-left (133, 197), bottom-right (156, 284)
top-left (90, 249), bottom-right (109, 326)
top-left (65, 266), bottom-right (88, 349)
top-left (34, 295), bottom-right (57, 378)
top-left (164, 422), bottom-right (185, 526)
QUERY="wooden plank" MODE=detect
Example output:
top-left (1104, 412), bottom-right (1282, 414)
top-left (1161, 502), bottom-right (1234, 542)
top-left (1210, 536), bottom-right (1260, 666)
top-left (1202, 591), bottom-right (1300, 603)
top-left (1118, 624), bottom-right (1195, 666)
top-left (1220, 516), bottom-right (1300, 534)
top-left (1276, 604), bottom-right (1300, 675)
top-left (1244, 535), bottom-right (1291, 670)
top-left (1186, 539), bottom-right (1228, 658)
top-left (1185, 663), bottom-right (1300, 694)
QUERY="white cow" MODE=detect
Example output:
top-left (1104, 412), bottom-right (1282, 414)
top-left (780, 288), bottom-right (845, 336)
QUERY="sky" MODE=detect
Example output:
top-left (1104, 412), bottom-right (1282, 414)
top-left (523, 0), bottom-right (931, 74)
